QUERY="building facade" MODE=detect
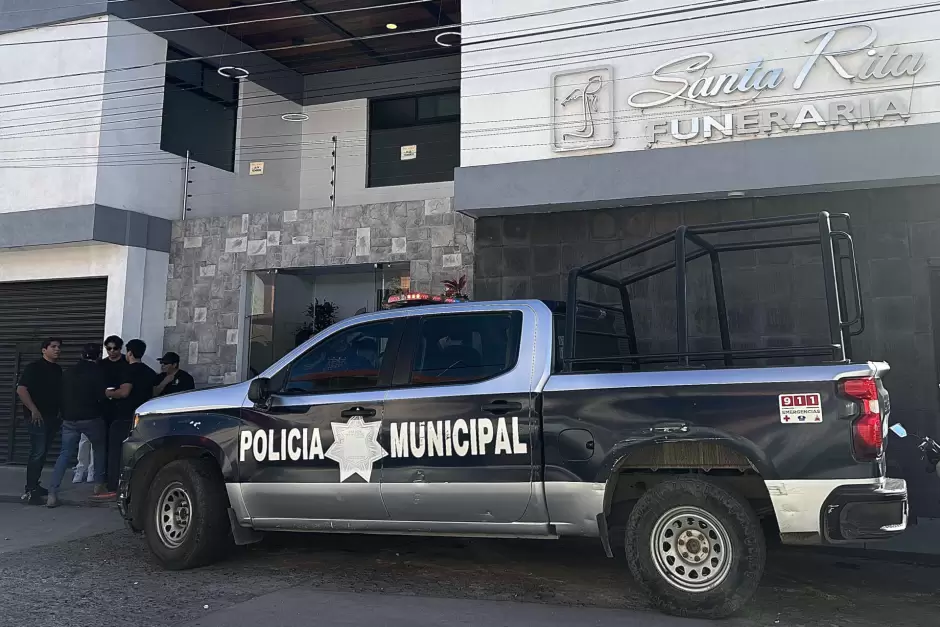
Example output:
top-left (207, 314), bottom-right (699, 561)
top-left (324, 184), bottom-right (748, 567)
top-left (1, 0), bottom-right (937, 528)
top-left (457, 0), bottom-right (940, 521)
top-left (0, 1), bottom-right (466, 463)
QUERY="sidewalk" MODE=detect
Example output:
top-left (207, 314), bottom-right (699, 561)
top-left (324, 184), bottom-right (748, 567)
top-left (0, 464), bottom-right (115, 508)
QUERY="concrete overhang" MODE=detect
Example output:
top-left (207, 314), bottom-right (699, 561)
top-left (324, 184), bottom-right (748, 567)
top-left (455, 123), bottom-right (940, 217)
top-left (0, 205), bottom-right (172, 253)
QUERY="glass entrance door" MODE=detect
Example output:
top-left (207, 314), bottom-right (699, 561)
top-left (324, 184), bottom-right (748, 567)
top-left (245, 270), bottom-right (278, 378)
top-left (374, 262), bottom-right (412, 309)
top-left (243, 263), bottom-right (414, 379)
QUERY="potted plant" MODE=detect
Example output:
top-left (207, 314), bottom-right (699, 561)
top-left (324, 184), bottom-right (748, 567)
top-left (442, 275), bottom-right (470, 300)
top-left (294, 299), bottom-right (339, 346)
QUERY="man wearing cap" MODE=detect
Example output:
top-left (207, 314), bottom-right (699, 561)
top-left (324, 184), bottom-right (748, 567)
top-left (154, 351), bottom-right (196, 397)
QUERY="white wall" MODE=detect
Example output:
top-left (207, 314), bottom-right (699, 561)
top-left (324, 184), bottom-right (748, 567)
top-left (0, 17), bottom-right (108, 212)
top-left (300, 99), bottom-right (455, 210)
top-left (187, 80), bottom-right (303, 218)
top-left (0, 242), bottom-right (167, 370)
top-left (94, 17), bottom-right (179, 219)
top-left (461, 0), bottom-right (940, 166)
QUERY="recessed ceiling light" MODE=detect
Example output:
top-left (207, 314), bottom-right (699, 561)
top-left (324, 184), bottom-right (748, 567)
top-left (386, 23), bottom-right (398, 30)
top-left (728, 191), bottom-right (746, 198)
top-left (281, 113), bottom-right (310, 122)
top-left (218, 66), bottom-right (249, 80)
top-left (435, 31), bottom-right (461, 47)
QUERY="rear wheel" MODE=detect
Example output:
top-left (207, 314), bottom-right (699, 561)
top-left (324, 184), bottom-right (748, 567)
top-left (143, 458), bottom-right (232, 570)
top-left (625, 476), bottom-right (765, 619)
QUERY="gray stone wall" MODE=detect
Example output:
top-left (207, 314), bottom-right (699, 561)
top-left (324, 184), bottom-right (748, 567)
top-left (163, 197), bottom-right (473, 386)
top-left (474, 185), bottom-right (940, 518)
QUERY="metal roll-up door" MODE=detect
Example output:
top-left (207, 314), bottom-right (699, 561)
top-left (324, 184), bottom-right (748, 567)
top-left (0, 278), bottom-right (108, 464)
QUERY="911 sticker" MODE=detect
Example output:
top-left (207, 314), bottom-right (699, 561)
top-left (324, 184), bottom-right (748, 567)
top-left (779, 393), bottom-right (823, 424)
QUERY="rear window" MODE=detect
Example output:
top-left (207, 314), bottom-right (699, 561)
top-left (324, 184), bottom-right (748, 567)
top-left (408, 312), bottom-right (522, 386)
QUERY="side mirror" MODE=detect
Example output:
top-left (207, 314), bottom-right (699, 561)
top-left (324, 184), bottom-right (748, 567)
top-left (247, 377), bottom-right (271, 405)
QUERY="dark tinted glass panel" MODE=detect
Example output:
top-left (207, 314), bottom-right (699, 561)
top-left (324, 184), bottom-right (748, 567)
top-left (160, 49), bottom-right (239, 172)
top-left (368, 91), bottom-right (459, 187)
top-left (370, 98), bottom-right (416, 130)
top-left (368, 122), bottom-right (458, 187)
top-left (283, 320), bottom-right (400, 394)
top-left (417, 92), bottom-right (459, 121)
top-left (160, 84), bottom-right (237, 172)
top-left (409, 312), bottom-right (522, 386)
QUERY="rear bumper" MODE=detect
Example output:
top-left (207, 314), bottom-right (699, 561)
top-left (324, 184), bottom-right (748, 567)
top-left (822, 478), bottom-right (908, 543)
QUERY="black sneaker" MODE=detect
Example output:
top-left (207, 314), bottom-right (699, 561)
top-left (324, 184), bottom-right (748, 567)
top-left (27, 490), bottom-right (45, 506)
top-left (33, 485), bottom-right (49, 498)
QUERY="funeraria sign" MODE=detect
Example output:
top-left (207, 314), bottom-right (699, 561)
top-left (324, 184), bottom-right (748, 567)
top-left (624, 24), bottom-right (926, 145)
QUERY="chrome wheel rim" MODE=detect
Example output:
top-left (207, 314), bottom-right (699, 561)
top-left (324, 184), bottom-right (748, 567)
top-left (155, 482), bottom-right (192, 549)
top-left (650, 506), bottom-right (733, 593)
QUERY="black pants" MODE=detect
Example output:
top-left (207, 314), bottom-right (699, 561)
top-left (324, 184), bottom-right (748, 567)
top-left (25, 418), bottom-right (60, 492)
top-left (107, 419), bottom-right (132, 491)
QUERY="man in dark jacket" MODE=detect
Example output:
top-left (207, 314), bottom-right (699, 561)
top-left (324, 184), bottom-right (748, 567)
top-left (47, 343), bottom-right (110, 507)
top-left (16, 338), bottom-right (63, 505)
top-left (104, 339), bottom-right (156, 491)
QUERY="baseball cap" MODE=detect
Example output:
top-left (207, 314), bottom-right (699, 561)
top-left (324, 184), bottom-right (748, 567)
top-left (158, 351), bottom-right (181, 365)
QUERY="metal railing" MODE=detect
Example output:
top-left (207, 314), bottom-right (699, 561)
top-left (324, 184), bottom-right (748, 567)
top-left (563, 211), bottom-right (863, 372)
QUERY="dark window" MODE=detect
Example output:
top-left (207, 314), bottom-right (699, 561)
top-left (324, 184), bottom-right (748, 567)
top-left (408, 312), bottom-right (522, 386)
top-left (282, 320), bottom-right (401, 394)
top-left (160, 47), bottom-right (239, 172)
top-left (368, 91), bottom-right (459, 188)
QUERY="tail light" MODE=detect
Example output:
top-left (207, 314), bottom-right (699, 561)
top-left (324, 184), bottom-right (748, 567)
top-left (841, 377), bottom-right (883, 461)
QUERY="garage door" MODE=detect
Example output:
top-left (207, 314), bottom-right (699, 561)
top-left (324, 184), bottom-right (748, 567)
top-left (0, 278), bottom-right (107, 464)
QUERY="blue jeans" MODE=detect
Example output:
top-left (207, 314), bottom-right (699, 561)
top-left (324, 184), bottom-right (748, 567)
top-left (51, 420), bottom-right (107, 492)
top-left (25, 418), bottom-right (59, 492)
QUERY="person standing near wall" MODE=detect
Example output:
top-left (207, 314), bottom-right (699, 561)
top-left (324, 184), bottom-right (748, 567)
top-left (15, 338), bottom-right (63, 505)
top-left (104, 339), bottom-right (155, 492)
top-left (78, 335), bottom-right (127, 485)
top-left (47, 343), bottom-right (111, 507)
top-left (153, 352), bottom-right (195, 397)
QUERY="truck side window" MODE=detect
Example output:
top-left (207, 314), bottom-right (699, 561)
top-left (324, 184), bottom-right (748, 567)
top-left (282, 320), bottom-right (399, 394)
top-left (409, 312), bottom-right (522, 386)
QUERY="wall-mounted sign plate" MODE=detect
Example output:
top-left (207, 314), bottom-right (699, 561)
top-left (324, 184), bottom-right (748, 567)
top-left (551, 66), bottom-right (615, 153)
top-left (249, 162), bottom-right (265, 176)
top-left (400, 145), bottom-right (417, 161)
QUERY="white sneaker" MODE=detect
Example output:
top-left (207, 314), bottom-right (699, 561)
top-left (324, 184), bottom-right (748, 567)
top-left (72, 469), bottom-right (86, 484)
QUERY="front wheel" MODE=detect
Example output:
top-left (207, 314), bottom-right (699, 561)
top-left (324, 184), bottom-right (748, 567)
top-left (143, 458), bottom-right (233, 570)
top-left (625, 476), bottom-right (766, 619)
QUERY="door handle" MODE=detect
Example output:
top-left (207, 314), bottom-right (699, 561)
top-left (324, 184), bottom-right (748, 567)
top-left (652, 422), bottom-right (689, 434)
top-left (481, 400), bottom-right (523, 415)
top-left (341, 407), bottom-right (377, 418)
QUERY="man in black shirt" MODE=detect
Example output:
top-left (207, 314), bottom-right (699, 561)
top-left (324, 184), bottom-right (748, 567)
top-left (154, 352), bottom-right (196, 397)
top-left (47, 343), bottom-right (110, 507)
top-left (104, 338), bottom-right (156, 491)
top-left (76, 335), bottom-right (126, 485)
top-left (99, 335), bottom-right (127, 391)
top-left (16, 338), bottom-right (63, 505)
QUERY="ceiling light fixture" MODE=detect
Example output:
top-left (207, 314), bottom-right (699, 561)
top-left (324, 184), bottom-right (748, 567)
top-left (386, 23), bottom-right (398, 30)
top-left (281, 113), bottom-right (310, 122)
top-left (727, 191), bottom-right (746, 198)
top-left (218, 66), bottom-right (249, 80)
top-left (435, 31), bottom-right (461, 47)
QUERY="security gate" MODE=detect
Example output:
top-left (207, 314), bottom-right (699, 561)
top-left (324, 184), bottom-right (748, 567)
top-left (0, 278), bottom-right (107, 464)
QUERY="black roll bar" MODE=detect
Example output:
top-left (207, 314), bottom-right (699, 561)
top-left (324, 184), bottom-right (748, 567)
top-left (562, 211), bottom-right (862, 372)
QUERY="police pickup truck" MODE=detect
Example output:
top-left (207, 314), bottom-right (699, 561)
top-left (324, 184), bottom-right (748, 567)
top-left (119, 212), bottom-right (908, 619)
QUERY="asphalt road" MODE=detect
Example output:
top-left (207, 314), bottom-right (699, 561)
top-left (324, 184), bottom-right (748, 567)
top-left (1, 503), bottom-right (938, 627)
